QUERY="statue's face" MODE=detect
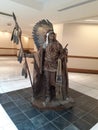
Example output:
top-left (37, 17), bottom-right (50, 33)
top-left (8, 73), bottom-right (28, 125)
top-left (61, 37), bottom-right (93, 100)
top-left (49, 33), bottom-right (56, 41)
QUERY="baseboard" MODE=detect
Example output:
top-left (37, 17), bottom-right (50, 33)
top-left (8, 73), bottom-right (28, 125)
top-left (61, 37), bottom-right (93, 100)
top-left (0, 54), bottom-right (17, 56)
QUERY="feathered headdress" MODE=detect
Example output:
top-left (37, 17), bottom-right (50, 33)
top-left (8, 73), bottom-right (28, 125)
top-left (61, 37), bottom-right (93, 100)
top-left (32, 19), bottom-right (54, 49)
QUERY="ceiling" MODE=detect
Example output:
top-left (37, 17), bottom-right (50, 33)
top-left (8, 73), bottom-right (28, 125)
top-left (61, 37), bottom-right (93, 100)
top-left (0, 0), bottom-right (98, 37)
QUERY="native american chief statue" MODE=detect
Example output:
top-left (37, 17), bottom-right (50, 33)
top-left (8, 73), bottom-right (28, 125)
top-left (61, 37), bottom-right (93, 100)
top-left (11, 13), bottom-right (73, 109)
top-left (32, 19), bottom-right (73, 109)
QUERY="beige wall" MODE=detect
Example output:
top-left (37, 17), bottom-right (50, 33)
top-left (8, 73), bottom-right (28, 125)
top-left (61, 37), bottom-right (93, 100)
top-left (0, 31), bottom-right (34, 55)
top-left (1, 23), bottom-right (98, 71)
top-left (16, 37), bottom-right (34, 49)
top-left (62, 23), bottom-right (98, 70)
top-left (53, 24), bottom-right (64, 44)
top-left (0, 32), bottom-right (17, 55)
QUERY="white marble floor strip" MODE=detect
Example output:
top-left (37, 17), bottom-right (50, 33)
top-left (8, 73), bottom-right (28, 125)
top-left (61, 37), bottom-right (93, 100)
top-left (0, 104), bottom-right (18, 130)
top-left (0, 56), bottom-right (33, 93)
top-left (90, 123), bottom-right (98, 130)
top-left (69, 73), bottom-right (98, 100)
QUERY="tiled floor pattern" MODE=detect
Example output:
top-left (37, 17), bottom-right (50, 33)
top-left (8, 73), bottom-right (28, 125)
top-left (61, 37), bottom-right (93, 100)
top-left (0, 56), bottom-right (98, 130)
top-left (0, 87), bottom-right (98, 130)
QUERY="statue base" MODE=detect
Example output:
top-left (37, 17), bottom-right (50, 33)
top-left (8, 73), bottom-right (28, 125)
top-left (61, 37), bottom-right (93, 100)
top-left (31, 97), bottom-right (74, 110)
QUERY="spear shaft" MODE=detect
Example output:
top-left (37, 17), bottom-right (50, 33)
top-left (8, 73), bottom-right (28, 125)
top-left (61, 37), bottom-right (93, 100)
top-left (12, 13), bottom-right (33, 93)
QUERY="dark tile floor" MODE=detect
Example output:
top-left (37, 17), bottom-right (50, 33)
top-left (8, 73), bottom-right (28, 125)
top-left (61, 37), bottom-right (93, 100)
top-left (0, 87), bottom-right (98, 130)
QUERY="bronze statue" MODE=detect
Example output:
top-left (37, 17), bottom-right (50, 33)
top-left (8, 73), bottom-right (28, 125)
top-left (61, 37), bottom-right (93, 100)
top-left (32, 20), bottom-right (74, 109)
top-left (11, 15), bottom-right (74, 110)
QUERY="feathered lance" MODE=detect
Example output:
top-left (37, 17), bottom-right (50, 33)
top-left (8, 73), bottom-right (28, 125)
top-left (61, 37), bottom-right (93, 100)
top-left (12, 13), bottom-right (34, 95)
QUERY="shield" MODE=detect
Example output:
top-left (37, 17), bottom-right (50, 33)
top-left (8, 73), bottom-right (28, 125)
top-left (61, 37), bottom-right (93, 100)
top-left (32, 19), bottom-right (54, 49)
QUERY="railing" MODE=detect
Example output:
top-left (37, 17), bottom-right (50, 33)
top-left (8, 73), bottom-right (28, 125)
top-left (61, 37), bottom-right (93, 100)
top-left (0, 48), bottom-right (98, 74)
top-left (68, 55), bottom-right (98, 60)
top-left (0, 47), bottom-right (34, 56)
top-left (68, 55), bottom-right (98, 74)
top-left (0, 47), bottom-right (17, 56)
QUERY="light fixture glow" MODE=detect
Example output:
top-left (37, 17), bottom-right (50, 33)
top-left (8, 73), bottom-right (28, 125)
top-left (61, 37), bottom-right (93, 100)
top-left (23, 36), bottom-right (29, 42)
top-left (0, 31), bottom-right (10, 37)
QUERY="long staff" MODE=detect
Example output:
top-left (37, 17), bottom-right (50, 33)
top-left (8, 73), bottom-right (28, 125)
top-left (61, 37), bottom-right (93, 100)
top-left (0, 12), bottom-right (33, 94)
top-left (12, 13), bottom-right (33, 94)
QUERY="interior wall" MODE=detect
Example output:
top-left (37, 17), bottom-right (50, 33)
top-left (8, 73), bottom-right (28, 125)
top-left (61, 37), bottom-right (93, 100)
top-left (1, 23), bottom-right (98, 72)
top-left (0, 31), bottom-right (34, 55)
top-left (62, 23), bottom-right (98, 71)
top-left (0, 32), bottom-right (17, 55)
top-left (63, 23), bottom-right (98, 56)
top-left (53, 24), bottom-right (64, 44)
top-left (16, 37), bottom-right (34, 49)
